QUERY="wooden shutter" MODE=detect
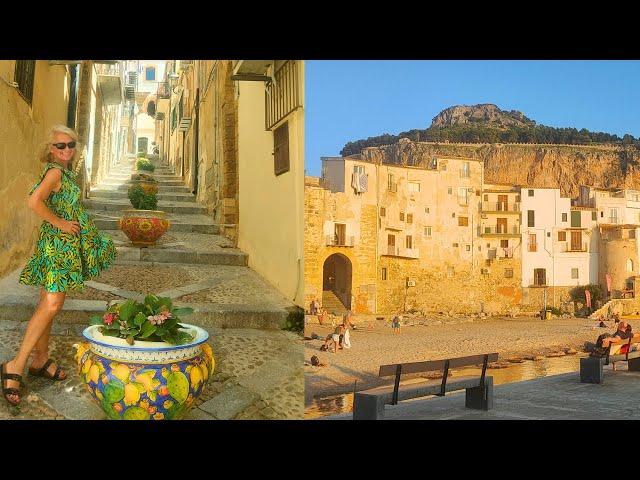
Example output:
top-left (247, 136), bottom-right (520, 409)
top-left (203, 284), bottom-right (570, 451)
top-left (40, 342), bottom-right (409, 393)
top-left (14, 60), bottom-right (36, 105)
top-left (274, 121), bottom-right (290, 176)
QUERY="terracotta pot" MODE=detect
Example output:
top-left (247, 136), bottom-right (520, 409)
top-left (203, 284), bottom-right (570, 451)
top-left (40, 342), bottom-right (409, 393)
top-left (119, 209), bottom-right (170, 247)
top-left (74, 324), bottom-right (214, 420)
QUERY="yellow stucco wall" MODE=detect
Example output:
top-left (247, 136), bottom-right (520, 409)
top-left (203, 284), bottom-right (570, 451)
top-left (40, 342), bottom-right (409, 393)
top-left (0, 60), bottom-right (69, 278)
top-left (237, 62), bottom-right (304, 305)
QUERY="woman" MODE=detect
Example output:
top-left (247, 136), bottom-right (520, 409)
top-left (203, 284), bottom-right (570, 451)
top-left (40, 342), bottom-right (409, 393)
top-left (1, 125), bottom-right (117, 406)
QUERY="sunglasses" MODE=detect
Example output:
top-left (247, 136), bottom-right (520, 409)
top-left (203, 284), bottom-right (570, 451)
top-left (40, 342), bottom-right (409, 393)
top-left (52, 142), bottom-right (77, 150)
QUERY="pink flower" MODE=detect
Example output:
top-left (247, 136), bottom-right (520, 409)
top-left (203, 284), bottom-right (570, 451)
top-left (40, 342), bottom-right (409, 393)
top-left (103, 312), bottom-right (116, 325)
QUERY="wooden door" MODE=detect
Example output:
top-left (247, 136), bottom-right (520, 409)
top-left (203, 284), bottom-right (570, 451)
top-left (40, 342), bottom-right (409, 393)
top-left (571, 231), bottom-right (582, 251)
top-left (498, 195), bottom-right (508, 211)
top-left (497, 218), bottom-right (507, 234)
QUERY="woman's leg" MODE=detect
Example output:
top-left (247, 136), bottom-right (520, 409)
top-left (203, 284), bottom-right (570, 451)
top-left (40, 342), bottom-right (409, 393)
top-left (4, 290), bottom-right (67, 402)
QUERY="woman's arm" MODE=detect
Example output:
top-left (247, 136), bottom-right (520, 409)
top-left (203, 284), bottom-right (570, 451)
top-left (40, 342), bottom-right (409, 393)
top-left (27, 168), bottom-right (80, 235)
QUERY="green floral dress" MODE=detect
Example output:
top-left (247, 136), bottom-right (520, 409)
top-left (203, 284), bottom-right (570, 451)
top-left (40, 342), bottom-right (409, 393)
top-left (19, 162), bottom-right (117, 292)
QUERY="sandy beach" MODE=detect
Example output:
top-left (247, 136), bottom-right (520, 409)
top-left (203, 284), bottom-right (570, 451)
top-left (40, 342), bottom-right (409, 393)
top-left (304, 314), bottom-right (615, 404)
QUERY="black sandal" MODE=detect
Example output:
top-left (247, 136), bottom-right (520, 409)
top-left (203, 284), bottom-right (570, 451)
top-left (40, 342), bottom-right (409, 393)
top-left (1, 362), bottom-right (22, 406)
top-left (28, 358), bottom-right (66, 381)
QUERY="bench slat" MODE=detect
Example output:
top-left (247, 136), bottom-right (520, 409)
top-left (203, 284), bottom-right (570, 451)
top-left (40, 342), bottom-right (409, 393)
top-left (379, 353), bottom-right (499, 377)
top-left (357, 376), bottom-right (493, 403)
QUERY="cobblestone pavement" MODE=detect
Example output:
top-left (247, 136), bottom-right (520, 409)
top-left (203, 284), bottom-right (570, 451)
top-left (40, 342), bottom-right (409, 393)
top-left (0, 321), bottom-right (303, 420)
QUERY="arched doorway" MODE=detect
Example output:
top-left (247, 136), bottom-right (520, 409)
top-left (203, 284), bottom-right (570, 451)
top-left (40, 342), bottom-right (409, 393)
top-left (322, 253), bottom-right (352, 311)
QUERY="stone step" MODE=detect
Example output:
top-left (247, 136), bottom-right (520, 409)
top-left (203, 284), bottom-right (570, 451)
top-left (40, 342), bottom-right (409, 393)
top-left (106, 174), bottom-right (183, 182)
top-left (0, 295), bottom-right (292, 330)
top-left (90, 211), bottom-right (219, 234)
top-left (89, 190), bottom-right (197, 202)
top-left (114, 246), bottom-right (247, 266)
top-left (85, 198), bottom-right (206, 215)
top-left (92, 184), bottom-right (192, 193)
top-left (99, 179), bottom-right (185, 187)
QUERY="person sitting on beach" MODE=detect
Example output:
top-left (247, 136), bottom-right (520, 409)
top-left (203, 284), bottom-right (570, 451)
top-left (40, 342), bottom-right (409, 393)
top-left (322, 325), bottom-right (344, 353)
top-left (341, 322), bottom-right (352, 349)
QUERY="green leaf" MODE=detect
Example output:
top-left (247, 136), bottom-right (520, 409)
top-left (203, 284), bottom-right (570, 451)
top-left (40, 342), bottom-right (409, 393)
top-left (163, 317), bottom-right (177, 331)
top-left (118, 300), bottom-right (136, 323)
top-left (139, 322), bottom-right (157, 339)
top-left (144, 294), bottom-right (159, 310)
top-left (157, 297), bottom-right (173, 311)
top-left (155, 326), bottom-right (167, 336)
top-left (133, 312), bottom-right (146, 327)
top-left (172, 307), bottom-right (194, 317)
top-left (176, 331), bottom-right (194, 345)
top-left (89, 315), bottom-right (103, 325)
top-left (100, 328), bottom-right (121, 338)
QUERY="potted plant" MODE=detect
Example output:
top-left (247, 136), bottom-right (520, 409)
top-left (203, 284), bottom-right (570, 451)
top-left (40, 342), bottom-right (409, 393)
top-left (130, 172), bottom-right (158, 195)
top-left (119, 186), bottom-right (170, 247)
top-left (136, 157), bottom-right (156, 173)
top-left (74, 295), bottom-right (214, 420)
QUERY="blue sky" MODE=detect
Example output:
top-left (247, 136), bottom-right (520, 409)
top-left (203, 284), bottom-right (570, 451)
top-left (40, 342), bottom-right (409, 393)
top-left (305, 60), bottom-right (640, 176)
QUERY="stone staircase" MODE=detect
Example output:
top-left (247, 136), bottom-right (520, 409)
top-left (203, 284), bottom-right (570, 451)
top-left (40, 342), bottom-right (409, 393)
top-left (0, 158), bottom-right (301, 331)
top-left (322, 290), bottom-right (348, 315)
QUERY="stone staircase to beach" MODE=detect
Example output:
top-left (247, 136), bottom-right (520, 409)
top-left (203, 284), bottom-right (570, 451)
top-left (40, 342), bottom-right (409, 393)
top-left (321, 290), bottom-right (348, 315)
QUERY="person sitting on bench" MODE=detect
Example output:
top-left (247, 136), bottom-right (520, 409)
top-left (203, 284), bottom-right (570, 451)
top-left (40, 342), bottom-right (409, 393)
top-left (600, 321), bottom-right (633, 348)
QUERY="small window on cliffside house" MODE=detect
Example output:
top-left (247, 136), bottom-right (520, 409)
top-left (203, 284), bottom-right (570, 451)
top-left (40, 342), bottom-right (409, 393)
top-left (504, 268), bottom-right (514, 279)
top-left (562, 213), bottom-right (567, 222)
top-left (528, 210), bottom-right (535, 227)
top-left (630, 229), bottom-right (636, 239)
top-left (484, 194), bottom-right (489, 202)
top-left (380, 207), bottom-right (386, 217)
top-left (500, 239), bottom-right (509, 248)
top-left (424, 226), bottom-right (432, 237)
top-left (406, 235), bottom-right (413, 249)
top-left (628, 259), bottom-right (634, 272)
top-left (448, 187), bottom-right (453, 195)
top-left (407, 213), bottom-right (413, 224)
top-left (382, 268), bottom-right (387, 281)
top-left (400, 212), bottom-right (405, 222)
top-left (273, 121), bottom-right (290, 176)
top-left (533, 268), bottom-right (546, 286)
top-left (571, 268), bottom-right (579, 279)
top-left (528, 189), bottom-right (534, 197)
top-left (145, 66), bottom-right (156, 81)
top-left (458, 216), bottom-right (469, 227)
top-left (592, 211), bottom-right (597, 221)
top-left (558, 231), bottom-right (566, 242)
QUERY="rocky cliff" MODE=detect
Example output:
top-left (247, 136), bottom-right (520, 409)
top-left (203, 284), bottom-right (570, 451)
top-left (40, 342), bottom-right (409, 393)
top-left (431, 104), bottom-right (535, 129)
top-left (358, 139), bottom-right (640, 197)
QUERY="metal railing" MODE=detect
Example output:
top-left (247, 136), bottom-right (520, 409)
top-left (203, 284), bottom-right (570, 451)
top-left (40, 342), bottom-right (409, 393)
top-left (481, 225), bottom-right (520, 235)
top-left (559, 243), bottom-right (588, 253)
top-left (482, 202), bottom-right (521, 212)
top-left (265, 60), bottom-right (302, 131)
top-left (326, 235), bottom-right (355, 247)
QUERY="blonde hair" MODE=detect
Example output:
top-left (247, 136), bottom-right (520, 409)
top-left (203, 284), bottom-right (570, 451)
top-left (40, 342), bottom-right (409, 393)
top-left (39, 124), bottom-right (80, 171)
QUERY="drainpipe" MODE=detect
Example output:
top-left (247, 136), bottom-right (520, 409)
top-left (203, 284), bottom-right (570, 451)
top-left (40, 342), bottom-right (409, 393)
top-left (193, 87), bottom-right (199, 195)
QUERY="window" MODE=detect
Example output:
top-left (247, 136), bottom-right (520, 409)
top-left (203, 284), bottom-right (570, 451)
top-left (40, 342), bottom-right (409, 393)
top-left (424, 226), bottom-right (432, 237)
top-left (630, 229), bottom-right (637, 239)
top-left (571, 268), bottom-right (579, 279)
top-left (458, 187), bottom-right (469, 205)
top-left (406, 235), bottom-right (413, 249)
top-left (380, 207), bottom-right (386, 217)
top-left (562, 213), bottom-right (567, 222)
top-left (504, 268), bottom-right (514, 279)
top-left (528, 234), bottom-right (537, 252)
top-left (481, 268), bottom-right (489, 275)
top-left (387, 174), bottom-right (395, 192)
top-left (628, 259), bottom-right (634, 272)
top-left (558, 231), bottom-right (566, 242)
top-left (461, 162), bottom-right (470, 178)
top-left (592, 211), bottom-right (597, 221)
top-left (609, 208), bottom-right (618, 223)
top-left (458, 216), bottom-right (469, 227)
top-left (425, 207), bottom-right (430, 214)
top-left (273, 121), bottom-right (290, 176)
top-left (528, 189), bottom-right (534, 197)
top-left (448, 187), bottom-right (453, 195)
top-left (500, 239), bottom-right (509, 248)
top-left (407, 213), bottom-right (413, 224)
top-left (452, 213), bottom-right (456, 218)
top-left (382, 268), bottom-right (387, 281)
top-left (14, 60), bottom-right (36, 105)
top-left (484, 194), bottom-right (489, 201)
top-left (453, 243), bottom-right (459, 247)
top-left (534, 268), bottom-right (546, 286)
top-left (400, 212), bottom-right (405, 222)
top-left (528, 210), bottom-right (535, 227)
top-left (600, 211), bottom-right (604, 218)
top-left (145, 66), bottom-right (156, 81)
top-left (353, 165), bottom-right (365, 175)
top-left (466, 245), bottom-right (471, 252)
top-left (408, 182), bottom-right (420, 192)
top-left (571, 211), bottom-right (581, 228)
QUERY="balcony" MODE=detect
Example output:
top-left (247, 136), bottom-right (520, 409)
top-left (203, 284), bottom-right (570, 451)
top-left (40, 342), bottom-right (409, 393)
top-left (326, 235), bottom-right (355, 247)
top-left (384, 246), bottom-right (419, 259)
top-left (559, 243), bottom-right (588, 253)
top-left (482, 202), bottom-right (521, 213)
top-left (481, 225), bottom-right (520, 236)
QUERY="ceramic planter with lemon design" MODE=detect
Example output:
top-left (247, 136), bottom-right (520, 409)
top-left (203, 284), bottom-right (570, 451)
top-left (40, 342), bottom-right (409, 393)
top-left (119, 209), bottom-right (170, 247)
top-left (75, 324), bottom-right (214, 420)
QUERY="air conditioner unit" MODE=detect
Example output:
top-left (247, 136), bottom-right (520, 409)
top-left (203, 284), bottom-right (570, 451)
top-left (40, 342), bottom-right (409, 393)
top-left (406, 280), bottom-right (416, 287)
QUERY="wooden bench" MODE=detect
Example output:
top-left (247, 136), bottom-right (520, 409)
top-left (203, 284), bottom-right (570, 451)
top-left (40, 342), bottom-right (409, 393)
top-left (580, 336), bottom-right (640, 384)
top-left (352, 353), bottom-right (498, 420)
